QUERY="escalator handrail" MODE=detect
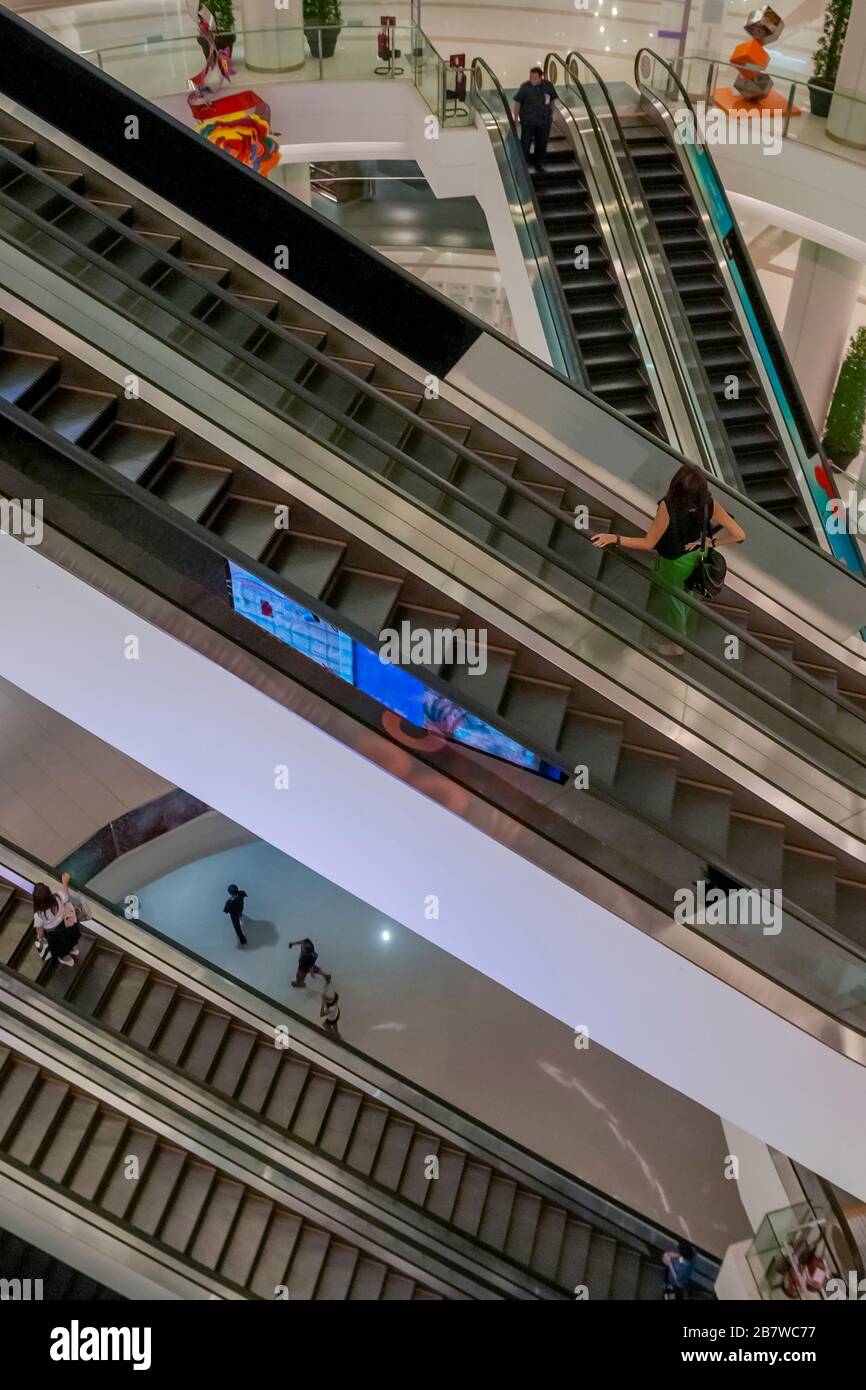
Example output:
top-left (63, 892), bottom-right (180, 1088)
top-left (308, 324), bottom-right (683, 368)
top-left (2, 151), bottom-right (864, 766)
top-left (469, 55), bottom-right (585, 383)
top-left (633, 48), bottom-right (839, 496)
top-left (3, 391), bottom-right (866, 1010)
top-left (4, 27), bottom-right (866, 618)
top-left (0, 837), bottom-right (718, 1270)
top-left (557, 48), bottom-right (740, 488)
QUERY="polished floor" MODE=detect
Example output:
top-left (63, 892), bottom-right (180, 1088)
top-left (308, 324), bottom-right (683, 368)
top-left (116, 830), bottom-right (751, 1254)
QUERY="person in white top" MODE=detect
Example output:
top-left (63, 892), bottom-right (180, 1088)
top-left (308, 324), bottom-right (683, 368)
top-left (320, 990), bottom-right (341, 1036)
top-left (32, 871), bottom-right (79, 967)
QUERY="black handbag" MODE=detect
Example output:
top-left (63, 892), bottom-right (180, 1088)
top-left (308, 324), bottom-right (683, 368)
top-left (685, 503), bottom-right (726, 599)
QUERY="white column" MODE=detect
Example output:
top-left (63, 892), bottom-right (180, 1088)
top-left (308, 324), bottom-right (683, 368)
top-left (242, 0), bottom-right (304, 73)
top-left (827, 0), bottom-right (866, 149)
top-left (782, 239), bottom-right (863, 431)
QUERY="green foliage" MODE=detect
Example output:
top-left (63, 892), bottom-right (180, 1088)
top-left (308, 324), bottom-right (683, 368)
top-left (812, 0), bottom-right (850, 84)
top-left (207, 0), bottom-right (235, 35)
top-left (823, 327), bottom-right (866, 462)
top-left (303, 0), bottom-right (342, 24)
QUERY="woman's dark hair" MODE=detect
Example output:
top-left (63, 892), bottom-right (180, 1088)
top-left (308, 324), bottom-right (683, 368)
top-left (667, 463), bottom-right (710, 513)
top-left (32, 882), bottom-right (60, 917)
top-left (530, 65), bottom-right (543, 75)
top-left (678, 1241), bottom-right (696, 1261)
top-left (227, 884), bottom-right (239, 894)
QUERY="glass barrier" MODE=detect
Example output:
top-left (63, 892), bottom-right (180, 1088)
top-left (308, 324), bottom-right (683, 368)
top-left (2, 163), bottom-right (866, 799)
top-left (1, 400), bottom-right (865, 1047)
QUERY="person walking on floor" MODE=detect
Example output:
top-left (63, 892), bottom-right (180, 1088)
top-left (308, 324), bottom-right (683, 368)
top-left (223, 883), bottom-right (248, 946)
top-left (514, 66), bottom-right (558, 168)
top-left (320, 989), bottom-right (341, 1037)
top-left (591, 462), bottom-right (745, 656)
top-left (289, 937), bottom-right (331, 989)
top-left (33, 871), bottom-right (81, 968)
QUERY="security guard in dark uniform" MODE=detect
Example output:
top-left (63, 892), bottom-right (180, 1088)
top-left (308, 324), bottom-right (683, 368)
top-left (514, 66), bottom-right (558, 167)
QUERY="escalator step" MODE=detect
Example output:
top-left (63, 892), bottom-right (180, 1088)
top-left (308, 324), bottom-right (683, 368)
top-left (150, 458), bottom-right (231, 522)
top-left (629, 141), bottom-right (672, 160)
top-left (288, 358), bottom-right (372, 434)
top-left (271, 532), bottom-right (346, 599)
top-left (209, 496), bottom-right (280, 561)
top-left (746, 478), bottom-right (799, 508)
top-left (150, 267), bottom-right (222, 318)
top-left (729, 424), bottom-right (777, 451)
top-left (286, 1226), bottom-right (331, 1299)
top-left (610, 1246), bottom-right (643, 1299)
top-left (499, 676), bottom-right (570, 747)
top-left (651, 206), bottom-right (700, 229)
top-left (249, 1212), bottom-right (302, 1298)
top-left (155, 1159), bottom-right (215, 1253)
top-left (0, 348), bottom-right (59, 408)
top-left (738, 453), bottom-right (788, 481)
top-left (52, 203), bottom-right (118, 252)
top-left (646, 187), bottom-right (692, 207)
top-left (585, 1234), bottom-right (617, 1298)
top-left (665, 251), bottom-right (715, 275)
top-left (586, 369), bottom-right (649, 398)
top-left (446, 645), bottom-right (514, 710)
top-left (92, 421), bottom-right (175, 483)
top-left (327, 568), bottom-right (402, 633)
top-left (32, 386), bottom-right (115, 446)
top-left (673, 274), bottom-right (724, 298)
top-left (717, 398), bottom-right (768, 424)
top-left (7, 1078), bottom-right (69, 1165)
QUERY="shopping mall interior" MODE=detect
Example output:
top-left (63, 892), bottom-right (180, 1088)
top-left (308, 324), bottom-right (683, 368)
top-left (0, 0), bottom-right (865, 1312)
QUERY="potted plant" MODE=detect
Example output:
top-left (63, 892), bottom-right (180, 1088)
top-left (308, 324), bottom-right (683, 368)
top-left (809, 0), bottom-right (850, 117)
top-left (304, 0), bottom-right (342, 60)
top-left (823, 326), bottom-right (866, 470)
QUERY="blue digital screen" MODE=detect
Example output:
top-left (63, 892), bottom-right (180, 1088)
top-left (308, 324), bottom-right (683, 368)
top-left (228, 562), bottom-right (562, 780)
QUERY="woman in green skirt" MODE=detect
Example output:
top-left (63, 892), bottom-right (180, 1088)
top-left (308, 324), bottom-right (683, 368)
top-left (591, 463), bottom-right (745, 656)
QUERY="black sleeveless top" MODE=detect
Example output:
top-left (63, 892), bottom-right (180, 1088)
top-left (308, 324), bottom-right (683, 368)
top-left (655, 495), bottom-right (713, 560)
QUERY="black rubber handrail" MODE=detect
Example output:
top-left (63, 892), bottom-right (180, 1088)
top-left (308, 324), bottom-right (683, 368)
top-left (3, 151), bottom-right (866, 770)
top-left (469, 55), bottom-right (586, 383)
top-left (3, 392), bottom-right (866, 993)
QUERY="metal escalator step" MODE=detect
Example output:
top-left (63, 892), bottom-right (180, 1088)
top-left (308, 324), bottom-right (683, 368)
top-left (38, 1093), bottom-right (100, 1185)
top-left (587, 368), bottom-right (649, 398)
top-left (727, 813), bottom-right (785, 886)
top-left (783, 846), bottom-right (837, 925)
top-left (100, 1127), bottom-right (159, 1218)
top-left (344, 1101), bottom-right (389, 1176)
top-left (153, 993), bottom-right (205, 1066)
top-left (557, 710), bottom-right (623, 786)
top-left (500, 676), bottom-right (570, 747)
top-left (423, 1145), bottom-right (466, 1223)
top-left (690, 320), bottom-right (736, 345)
top-left (398, 1132), bottom-right (440, 1206)
top-left (96, 962), bottom-right (151, 1032)
top-left (380, 1270), bottom-right (417, 1300)
top-left (674, 274), bottom-right (724, 298)
top-left (746, 478), bottom-right (799, 509)
top-left (248, 328), bottom-right (310, 383)
top-left (614, 746), bottom-right (679, 823)
top-left (0, 900), bottom-right (36, 966)
top-left (326, 568), bottom-right (401, 633)
top-left (391, 604), bottom-right (461, 675)
top-left (671, 780), bottom-right (732, 858)
top-left (182, 1009), bottom-right (230, 1082)
top-left (3, 170), bottom-right (77, 218)
top-left (158, 1159), bottom-right (216, 1253)
top-left (265, 1057), bottom-right (311, 1129)
top-left (6, 1078), bottom-right (69, 1165)
top-left (288, 357), bottom-right (373, 433)
top-left (637, 165), bottom-right (684, 187)
top-left (563, 270), bottom-right (617, 294)
top-left (236, 1042), bottom-right (282, 1112)
top-left (637, 1258), bottom-right (666, 1300)
top-left (646, 187), bottom-right (692, 207)
top-left (43, 934), bottom-right (97, 999)
top-left (372, 1117), bottom-right (415, 1189)
top-left (630, 140), bottom-right (673, 160)
top-left (340, 390), bottom-right (418, 475)
top-left (585, 1233), bottom-right (617, 1298)
top-left (651, 206), bottom-right (700, 229)
top-left (66, 1113), bottom-right (128, 1201)
top-left (665, 251), bottom-right (715, 275)
top-left (0, 348), bottom-right (59, 408)
top-left (318, 1085), bottom-right (363, 1162)
top-left (51, 203), bottom-right (118, 251)
top-left (129, 1145), bottom-right (187, 1235)
top-left (66, 946), bottom-right (123, 1014)
top-left (150, 266), bottom-right (224, 317)
top-left (445, 645), bottom-right (514, 711)
top-left (438, 454), bottom-right (512, 542)
top-left (616, 396), bottom-right (659, 425)
top-left (149, 458), bottom-right (231, 522)
top-left (32, 386), bottom-right (115, 445)
top-left (199, 296), bottom-right (271, 349)
top-left (0, 1059), bottom-right (41, 1146)
top-left (477, 1174), bottom-right (517, 1249)
top-left (315, 1243), bottom-right (360, 1300)
top-left (271, 533), bottom-right (346, 599)
top-left (101, 237), bottom-right (166, 283)
top-left (249, 1211), bottom-right (302, 1298)
top-left (0, 137), bottom-right (35, 161)
top-left (209, 1026), bottom-right (258, 1098)
top-left (575, 321), bottom-right (633, 344)
top-left (581, 344), bottom-right (641, 371)
top-left (610, 1245), bottom-right (643, 1298)
top-left (92, 421), bottom-right (175, 483)
top-left (219, 1194), bottom-right (274, 1287)
top-left (530, 1203), bottom-right (568, 1282)
top-left (291, 1072), bottom-right (337, 1145)
top-left (717, 397), bottom-right (768, 424)
top-left (286, 1225), bottom-right (331, 1299)
top-left (188, 1176), bottom-right (245, 1268)
top-left (504, 1190), bottom-right (543, 1267)
top-left (729, 424), bottom-right (777, 452)
top-left (126, 979), bottom-right (178, 1049)
top-left (209, 496), bottom-right (279, 561)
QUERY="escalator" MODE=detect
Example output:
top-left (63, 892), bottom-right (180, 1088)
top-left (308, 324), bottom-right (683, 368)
top-left (0, 1226), bottom-right (123, 1299)
top-left (618, 111), bottom-right (808, 535)
top-left (0, 866), bottom-right (717, 1299)
top-left (526, 124), bottom-right (662, 436)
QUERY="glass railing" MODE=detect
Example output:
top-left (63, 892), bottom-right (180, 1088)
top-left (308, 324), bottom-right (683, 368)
top-left (1, 392), bottom-right (866, 1053)
top-left (75, 20), bottom-right (471, 127)
top-left (634, 48), bottom-right (866, 579)
top-left (2, 154), bottom-right (866, 804)
top-left (552, 49), bottom-right (737, 486)
top-left (469, 56), bottom-right (583, 381)
top-left (678, 49), bottom-right (866, 164)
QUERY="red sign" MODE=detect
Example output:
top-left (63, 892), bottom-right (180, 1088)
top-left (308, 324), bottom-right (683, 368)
top-left (449, 53), bottom-right (466, 67)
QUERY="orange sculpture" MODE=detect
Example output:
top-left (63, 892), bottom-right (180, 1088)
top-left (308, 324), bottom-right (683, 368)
top-left (714, 7), bottom-right (800, 120)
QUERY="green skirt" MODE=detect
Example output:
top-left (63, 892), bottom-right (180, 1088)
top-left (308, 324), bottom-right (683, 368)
top-left (647, 550), bottom-right (704, 641)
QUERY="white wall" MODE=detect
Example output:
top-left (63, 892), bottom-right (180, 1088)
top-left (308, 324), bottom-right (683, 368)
top-left (2, 531), bottom-right (866, 1201)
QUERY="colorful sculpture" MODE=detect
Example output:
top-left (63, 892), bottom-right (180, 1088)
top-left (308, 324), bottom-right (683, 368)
top-left (187, 2), bottom-right (235, 105)
top-left (714, 6), bottom-right (800, 119)
top-left (193, 90), bottom-right (281, 178)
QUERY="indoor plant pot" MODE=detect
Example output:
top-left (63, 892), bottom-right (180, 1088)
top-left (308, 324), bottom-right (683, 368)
top-left (823, 327), bottom-right (866, 473)
top-left (304, 0), bottom-right (342, 60)
top-left (809, 0), bottom-right (850, 119)
top-left (808, 77), bottom-right (835, 117)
